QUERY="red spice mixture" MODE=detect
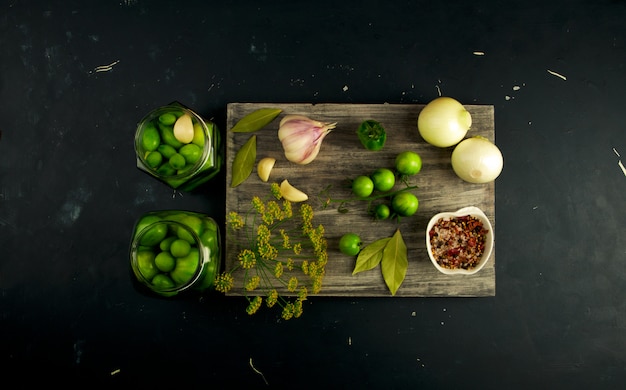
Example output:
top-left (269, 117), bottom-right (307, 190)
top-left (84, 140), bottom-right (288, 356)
top-left (429, 215), bottom-right (489, 270)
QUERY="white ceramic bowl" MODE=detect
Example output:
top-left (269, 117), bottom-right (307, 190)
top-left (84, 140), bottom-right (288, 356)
top-left (426, 206), bottom-right (494, 275)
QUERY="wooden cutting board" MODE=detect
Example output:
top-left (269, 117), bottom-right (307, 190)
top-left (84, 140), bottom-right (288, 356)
top-left (225, 103), bottom-right (496, 297)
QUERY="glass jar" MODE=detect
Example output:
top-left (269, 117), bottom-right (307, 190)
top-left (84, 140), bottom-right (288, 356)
top-left (134, 102), bottom-right (222, 191)
top-left (129, 210), bottom-right (221, 297)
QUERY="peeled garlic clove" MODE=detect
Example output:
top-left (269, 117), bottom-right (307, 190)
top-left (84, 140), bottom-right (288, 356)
top-left (173, 114), bottom-right (194, 144)
top-left (279, 179), bottom-right (308, 202)
top-left (257, 157), bottom-right (276, 182)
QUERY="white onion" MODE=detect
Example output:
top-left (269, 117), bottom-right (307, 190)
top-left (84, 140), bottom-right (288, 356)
top-left (451, 136), bottom-right (503, 183)
top-left (417, 97), bottom-right (472, 148)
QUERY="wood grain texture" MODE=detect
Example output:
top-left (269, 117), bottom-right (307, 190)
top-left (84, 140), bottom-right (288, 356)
top-left (225, 103), bottom-right (495, 297)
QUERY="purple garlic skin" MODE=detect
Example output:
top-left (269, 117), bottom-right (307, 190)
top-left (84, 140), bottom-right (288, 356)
top-left (278, 115), bottom-right (336, 165)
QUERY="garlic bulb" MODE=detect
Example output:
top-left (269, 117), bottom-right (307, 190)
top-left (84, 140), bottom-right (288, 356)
top-left (278, 115), bottom-right (336, 164)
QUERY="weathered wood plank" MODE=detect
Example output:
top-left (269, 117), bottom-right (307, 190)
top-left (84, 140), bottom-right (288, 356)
top-left (225, 103), bottom-right (496, 297)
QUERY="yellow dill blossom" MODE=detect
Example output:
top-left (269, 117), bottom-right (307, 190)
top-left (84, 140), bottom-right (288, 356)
top-left (274, 262), bottom-right (283, 278)
top-left (317, 261), bottom-right (327, 277)
top-left (316, 250), bottom-right (329, 267)
top-left (298, 286), bottom-right (308, 301)
top-left (282, 200), bottom-right (292, 218)
top-left (214, 272), bottom-right (234, 293)
top-left (280, 229), bottom-right (291, 249)
top-left (308, 261), bottom-right (319, 278)
top-left (270, 182), bottom-right (282, 199)
top-left (256, 224), bottom-right (271, 247)
top-left (293, 299), bottom-right (303, 318)
top-left (287, 276), bottom-right (298, 292)
top-left (227, 211), bottom-right (244, 230)
top-left (308, 225), bottom-right (327, 256)
top-left (301, 260), bottom-right (309, 275)
top-left (238, 249), bottom-right (257, 269)
top-left (222, 185), bottom-right (329, 320)
top-left (300, 203), bottom-right (314, 233)
top-left (252, 196), bottom-right (265, 214)
top-left (266, 289), bottom-right (278, 308)
top-left (312, 276), bottom-right (323, 294)
top-left (281, 303), bottom-right (294, 320)
top-left (246, 296), bottom-right (263, 315)
top-left (245, 275), bottom-right (260, 291)
top-left (258, 242), bottom-right (278, 261)
top-left (267, 200), bottom-right (283, 221)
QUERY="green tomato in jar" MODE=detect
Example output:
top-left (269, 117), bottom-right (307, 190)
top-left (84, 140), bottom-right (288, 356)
top-left (195, 256), bottom-right (219, 290)
top-left (154, 251), bottom-right (176, 272)
top-left (139, 223), bottom-right (168, 246)
top-left (141, 123), bottom-right (161, 152)
top-left (200, 230), bottom-right (219, 254)
top-left (170, 247), bottom-right (200, 286)
top-left (192, 123), bottom-right (206, 147)
top-left (151, 273), bottom-right (176, 290)
top-left (179, 144), bottom-right (202, 165)
top-left (144, 151), bottom-right (163, 169)
top-left (136, 249), bottom-right (159, 280)
top-left (169, 239), bottom-right (192, 258)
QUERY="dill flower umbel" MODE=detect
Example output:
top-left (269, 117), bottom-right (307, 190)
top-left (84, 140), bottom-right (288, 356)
top-left (222, 184), bottom-right (328, 320)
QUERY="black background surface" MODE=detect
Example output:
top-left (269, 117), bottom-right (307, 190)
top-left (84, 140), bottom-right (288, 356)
top-left (1, 0), bottom-right (625, 387)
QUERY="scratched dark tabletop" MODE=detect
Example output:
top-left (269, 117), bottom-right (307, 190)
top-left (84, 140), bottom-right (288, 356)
top-left (2, 0), bottom-right (625, 387)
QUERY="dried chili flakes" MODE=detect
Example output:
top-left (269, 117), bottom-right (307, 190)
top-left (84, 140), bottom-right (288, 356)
top-left (429, 215), bottom-right (489, 270)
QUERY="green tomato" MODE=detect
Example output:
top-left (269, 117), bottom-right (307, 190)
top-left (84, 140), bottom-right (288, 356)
top-left (374, 204), bottom-right (391, 220)
top-left (391, 192), bottom-right (419, 217)
top-left (352, 175), bottom-right (374, 198)
top-left (370, 168), bottom-right (395, 192)
top-left (339, 233), bottom-right (362, 256)
top-left (395, 151), bottom-right (422, 176)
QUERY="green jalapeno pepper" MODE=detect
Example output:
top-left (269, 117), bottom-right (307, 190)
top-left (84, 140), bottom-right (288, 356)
top-left (357, 119), bottom-right (386, 151)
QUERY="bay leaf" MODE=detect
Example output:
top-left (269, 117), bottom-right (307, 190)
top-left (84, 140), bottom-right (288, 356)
top-left (352, 237), bottom-right (390, 275)
top-left (231, 135), bottom-right (256, 188)
top-left (381, 229), bottom-right (408, 296)
top-left (230, 108), bottom-right (283, 133)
